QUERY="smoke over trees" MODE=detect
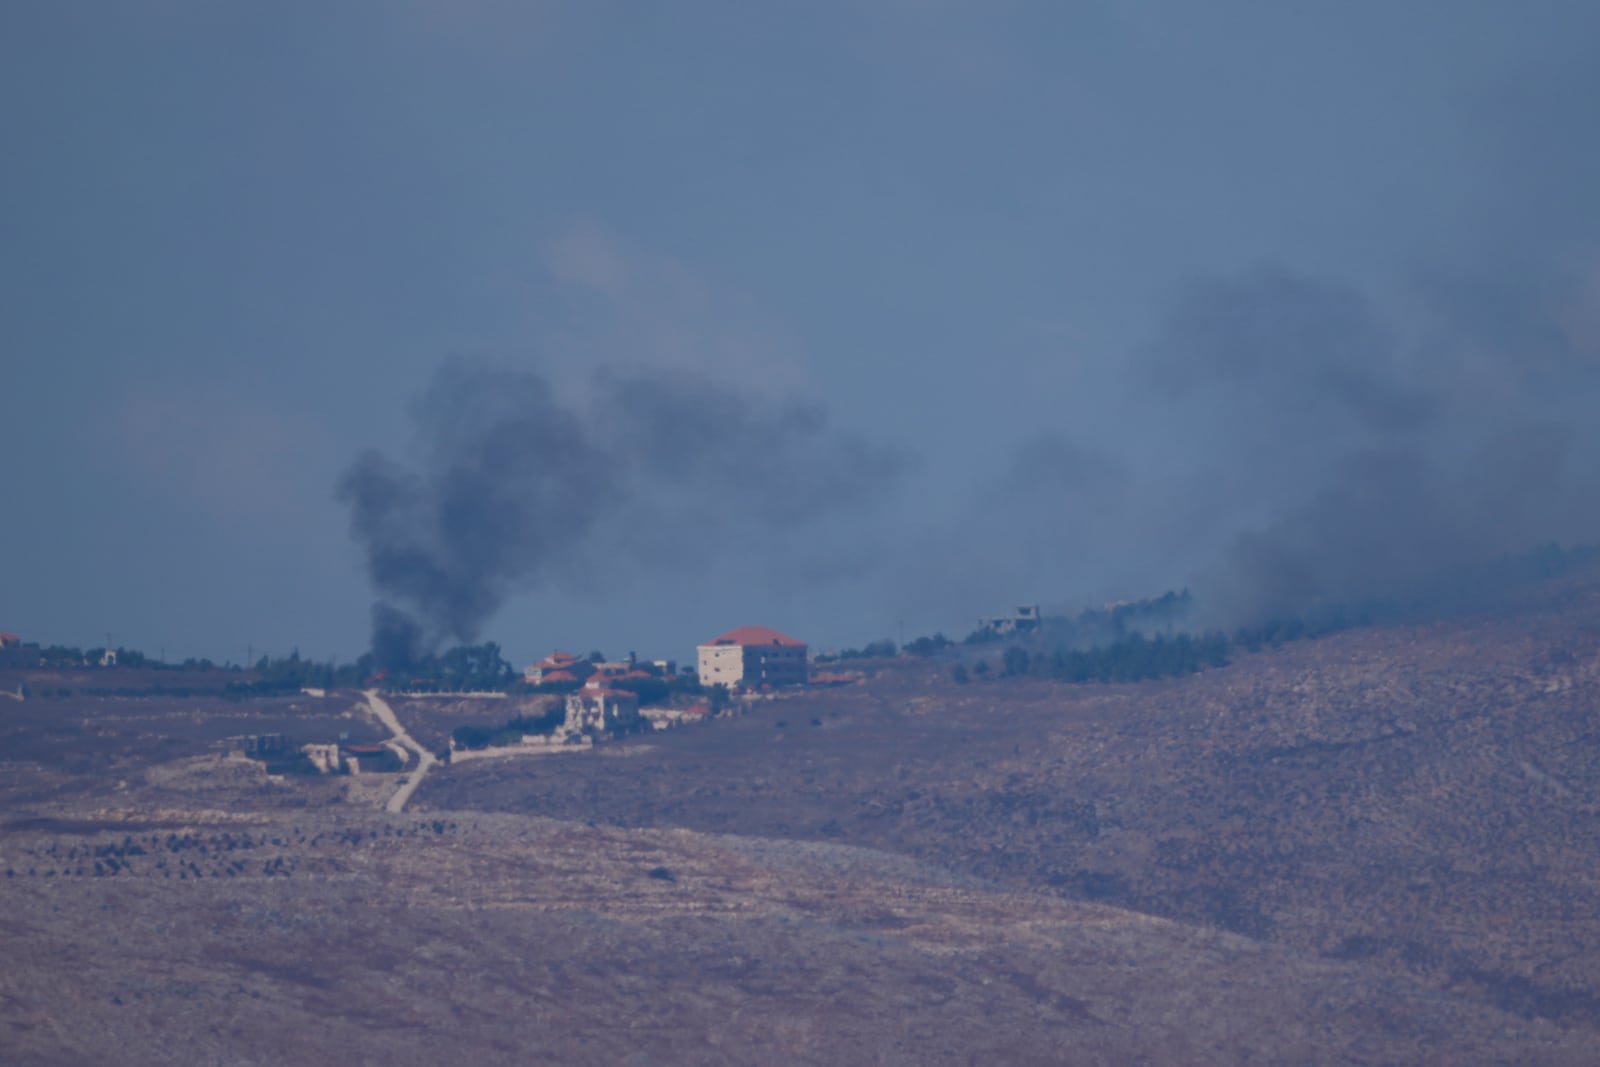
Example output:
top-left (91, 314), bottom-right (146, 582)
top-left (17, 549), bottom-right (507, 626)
top-left (895, 259), bottom-right (1600, 634)
top-left (1138, 267), bottom-right (1600, 625)
top-left (337, 359), bottom-right (907, 667)
top-left (340, 46), bottom-right (1600, 657)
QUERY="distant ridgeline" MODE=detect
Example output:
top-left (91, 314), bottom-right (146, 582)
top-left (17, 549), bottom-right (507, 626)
top-left (2, 638), bottom-right (699, 703)
top-left (0, 643), bottom-right (516, 699)
top-left (965, 592), bottom-right (1229, 685)
top-left (9, 542), bottom-right (1595, 696)
top-left (914, 541), bottom-right (1600, 687)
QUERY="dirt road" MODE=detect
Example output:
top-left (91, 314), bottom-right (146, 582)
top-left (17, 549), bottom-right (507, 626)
top-left (362, 689), bottom-right (437, 813)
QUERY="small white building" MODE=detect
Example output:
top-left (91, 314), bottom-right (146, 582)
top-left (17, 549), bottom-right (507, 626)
top-left (977, 605), bottom-right (1042, 637)
top-left (562, 687), bottom-right (641, 736)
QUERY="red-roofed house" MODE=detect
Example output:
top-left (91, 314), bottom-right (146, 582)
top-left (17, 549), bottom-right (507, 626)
top-left (525, 651), bottom-right (587, 684)
top-left (697, 626), bottom-right (808, 689)
top-left (0, 633), bottom-right (20, 649)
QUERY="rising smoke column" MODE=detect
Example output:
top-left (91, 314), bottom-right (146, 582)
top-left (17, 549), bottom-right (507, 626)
top-left (337, 358), bottom-right (906, 666)
top-left (337, 362), bottom-right (615, 665)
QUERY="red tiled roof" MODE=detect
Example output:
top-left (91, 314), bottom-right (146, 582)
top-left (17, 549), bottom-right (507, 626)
top-left (540, 669), bottom-right (578, 684)
top-left (0, 633), bottom-right (19, 646)
top-left (702, 625), bottom-right (806, 648)
top-left (541, 651), bottom-right (579, 666)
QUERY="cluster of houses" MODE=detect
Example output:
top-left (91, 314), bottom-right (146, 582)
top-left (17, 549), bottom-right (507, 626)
top-left (231, 627), bottom-right (819, 774)
top-left (515, 626), bottom-right (812, 742)
top-left (526, 626), bottom-right (811, 697)
top-left (523, 650), bottom-right (672, 737)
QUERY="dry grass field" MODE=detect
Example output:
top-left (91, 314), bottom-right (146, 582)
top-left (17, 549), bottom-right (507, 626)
top-left (5, 570), bottom-right (1600, 1063)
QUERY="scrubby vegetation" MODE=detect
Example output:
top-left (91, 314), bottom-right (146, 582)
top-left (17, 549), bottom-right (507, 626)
top-left (998, 631), bottom-right (1233, 684)
top-left (381, 642), bottom-right (515, 692)
top-left (904, 633), bottom-right (954, 656)
top-left (909, 544), bottom-right (1600, 687)
top-left (451, 705), bottom-right (567, 750)
top-left (814, 639), bottom-right (899, 664)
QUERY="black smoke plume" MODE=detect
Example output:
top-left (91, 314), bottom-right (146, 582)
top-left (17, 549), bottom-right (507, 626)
top-left (338, 359), bottom-right (906, 667)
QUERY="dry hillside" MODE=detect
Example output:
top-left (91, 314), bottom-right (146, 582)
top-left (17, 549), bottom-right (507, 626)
top-left (5, 570), bottom-right (1600, 1063)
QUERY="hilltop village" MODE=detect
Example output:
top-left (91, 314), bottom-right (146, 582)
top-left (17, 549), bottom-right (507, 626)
top-left (210, 625), bottom-right (830, 780)
top-left (513, 625), bottom-right (820, 745)
top-left (2, 597), bottom-right (1221, 782)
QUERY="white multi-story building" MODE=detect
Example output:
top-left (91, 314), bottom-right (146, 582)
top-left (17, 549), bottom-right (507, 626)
top-left (696, 626), bottom-right (808, 689)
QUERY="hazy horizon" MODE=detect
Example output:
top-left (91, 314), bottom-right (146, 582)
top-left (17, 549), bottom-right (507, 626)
top-left (6, 2), bottom-right (1600, 667)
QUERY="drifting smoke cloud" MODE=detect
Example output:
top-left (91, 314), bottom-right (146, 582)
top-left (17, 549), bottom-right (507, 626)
top-left (1157, 268), bottom-right (1593, 621)
top-left (1017, 264), bottom-right (1600, 629)
top-left (342, 37), bottom-right (1600, 650)
top-left (337, 359), bottom-right (906, 666)
top-left (963, 41), bottom-right (1600, 631)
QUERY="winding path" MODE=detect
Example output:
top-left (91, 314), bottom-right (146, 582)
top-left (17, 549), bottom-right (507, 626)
top-left (362, 689), bottom-right (437, 813)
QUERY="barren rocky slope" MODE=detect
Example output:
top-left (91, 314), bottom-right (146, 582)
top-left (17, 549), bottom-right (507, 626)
top-left (2, 808), bottom-right (1590, 1065)
top-left (4, 572), bottom-right (1600, 1063)
top-left (424, 571), bottom-right (1600, 1043)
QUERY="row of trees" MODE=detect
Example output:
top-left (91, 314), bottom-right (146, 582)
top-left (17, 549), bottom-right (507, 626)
top-left (814, 632), bottom-right (959, 664)
top-left (451, 705), bottom-right (567, 750)
top-left (25, 645), bottom-right (202, 670)
top-left (226, 642), bottom-right (520, 696)
top-left (943, 598), bottom-right (1371, 688)
top-left (13, 641), bottom-right (523, 699)
top-left (979, 631), bottom-right (1233, 684)
top-left (387, 642), bottom-right (515, 692)
top-left (813, 639), bottom-right (900, 664)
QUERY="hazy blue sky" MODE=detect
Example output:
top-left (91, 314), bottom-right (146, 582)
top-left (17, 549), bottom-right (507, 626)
top-left (5, 2), bottom-right (1599, 666)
